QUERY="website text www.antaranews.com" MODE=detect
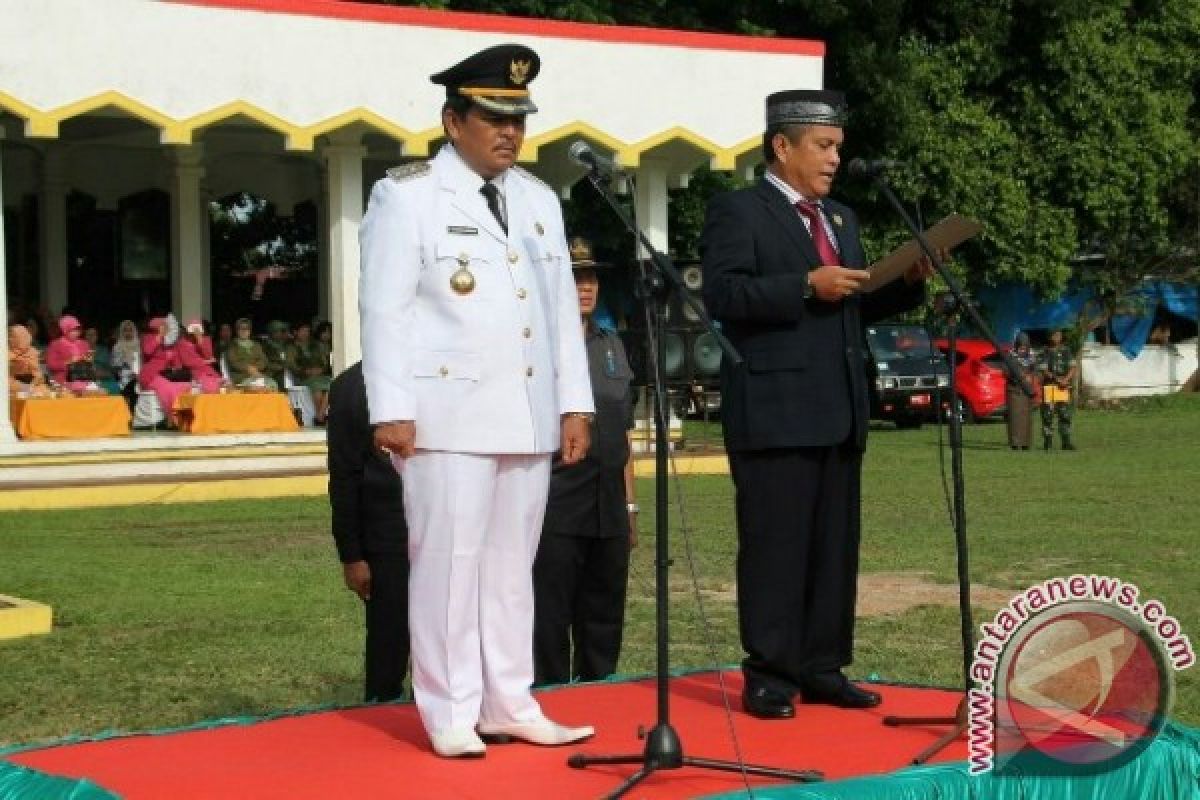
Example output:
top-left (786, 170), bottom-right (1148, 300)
top-left (966, 574), bottom-right (1194, 774)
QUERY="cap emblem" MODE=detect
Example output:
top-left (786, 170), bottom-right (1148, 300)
top-left (510, 58), bottom-right (532, 85)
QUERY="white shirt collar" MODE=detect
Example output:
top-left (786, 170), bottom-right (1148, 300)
top-left (765, 168), bottom-right (821, 208)
top-left (442, 144), bottom-right (507, 197)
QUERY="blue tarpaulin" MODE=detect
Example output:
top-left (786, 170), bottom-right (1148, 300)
top-left (977, 281), bottom-right (1198, 359)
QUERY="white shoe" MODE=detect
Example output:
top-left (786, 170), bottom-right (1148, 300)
top-left (429, 727), bottom-right (487, 758)
top-left (477, 717), bottom-right (595, 746)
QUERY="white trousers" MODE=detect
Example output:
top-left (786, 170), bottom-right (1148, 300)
top-left (396, 450), bottom-right (551, 735)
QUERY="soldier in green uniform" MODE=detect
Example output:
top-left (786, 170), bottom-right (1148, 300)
top-left (287, 320), bottom-right (333, 423)
top-left (1039, 328), bottom-right (1077, 450)
top-left (262, 319), bottom-right (291, 389)
top-left (226, 317), bottom-right (277, 390)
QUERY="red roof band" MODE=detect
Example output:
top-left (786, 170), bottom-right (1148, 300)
top-left (165, 0), bottom-right (825, 56)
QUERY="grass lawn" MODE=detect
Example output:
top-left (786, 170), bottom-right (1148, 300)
top-left (1, 395), bottom-right (1197, 748)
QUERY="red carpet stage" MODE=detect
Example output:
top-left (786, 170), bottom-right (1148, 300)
top-left (1, 672), bottom-right (970, 799)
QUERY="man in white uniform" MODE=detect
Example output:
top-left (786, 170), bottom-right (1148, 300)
top-left (359, 43), bottom-right (596, 759)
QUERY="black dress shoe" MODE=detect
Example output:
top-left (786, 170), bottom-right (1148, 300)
top-left (742, 686), bottom-right (795, 719)
top-left (801, 678), bottom-right (882, 709)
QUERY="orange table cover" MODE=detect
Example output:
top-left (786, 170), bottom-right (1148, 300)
top-left (174, 392), bottom-right (299, 434)
top-left (10, 394), bottom-right (132, 440)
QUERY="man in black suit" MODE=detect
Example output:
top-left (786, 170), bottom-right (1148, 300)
top-left (328, 361), bottom-right (410, 702)
top-left (701, 89), bottom-right (930, 719)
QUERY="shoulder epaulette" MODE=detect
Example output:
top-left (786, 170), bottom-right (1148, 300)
top-left (386, 161), bottom-right (431, 182)
top-left (512, 165), bottom-right (552, 193)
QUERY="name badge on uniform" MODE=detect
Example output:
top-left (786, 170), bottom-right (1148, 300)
top-left (447, 225), bottom-right (479, 235)
top-left (604, 347), bottom-right (618, 378)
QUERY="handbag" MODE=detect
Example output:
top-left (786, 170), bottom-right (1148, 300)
top-left (66, 361), bottom-right (97, 382)
top-left (161, 367), bottom-right (192, 383)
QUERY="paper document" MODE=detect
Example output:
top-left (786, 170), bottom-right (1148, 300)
top-left (862, 214), bottom-right (982, 292)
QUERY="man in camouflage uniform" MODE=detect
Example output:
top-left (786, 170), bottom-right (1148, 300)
top-left (1039, 328), bottom-right (1077, 450)
top-left (262, 320), bottom-right (291, 389)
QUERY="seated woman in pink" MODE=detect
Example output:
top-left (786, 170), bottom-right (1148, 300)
top-left (44, 314), bottom-right (96, 392)
top-left (185, 319), bottom-right (217, 369)
top-left (138, 316), bottom-right (224, 424)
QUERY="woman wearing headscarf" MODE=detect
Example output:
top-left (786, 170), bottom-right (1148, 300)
top-left (139, 314), bottom-right (223, 423)
top-left (44, 314), bottom-right (96, 392)
top-left (110, 320), bottom-right (143, 410)
top-left (225, 317), bottom-right (277, 390)
top-left (1006, 331), bottom-right (1039, 450)
top-left (8, 324), bottom-right (47, 394)
top-left (185, 319), bottom-right (218, 371)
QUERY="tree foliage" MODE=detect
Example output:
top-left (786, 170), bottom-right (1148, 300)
top-left (361, 0), bottom-right (1200, 298)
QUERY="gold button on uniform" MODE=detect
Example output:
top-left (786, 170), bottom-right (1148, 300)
top-left (522, 327), bottom-right (531, 338)
top-left (517, 288), bottom-right (527, 299)
top-left (525, 367), bottom-right (534, 377)
top-left (507, 250), bottom-right (519, 264)
top-left (439, 366), bottom-right (449, 377)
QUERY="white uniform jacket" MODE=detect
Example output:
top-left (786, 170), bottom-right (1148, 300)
top-left (359, 144), bottom-right (594, 454)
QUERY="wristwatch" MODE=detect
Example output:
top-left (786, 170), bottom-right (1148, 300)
top-left (564, 412), bottom-right (595, 422)
top-left (803, 273), bottom-right (815, 300)
top-left (626, 503), bottom-right (640, 513)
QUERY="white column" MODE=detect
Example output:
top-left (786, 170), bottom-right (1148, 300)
top-left (39, 145), bottom-right (68, 315)
top-left (0, 129), bottom-right (17, 442)
top-left (322, 141), bottom-right (365, 375)
top-left (316, 168), bottom-right (331, 322)
top-left (169, 145), bottom-right (206, 322)
top-left (199, 179), bottom-right (213, 321)
top-left (634, 158), bottom-right (669, 258)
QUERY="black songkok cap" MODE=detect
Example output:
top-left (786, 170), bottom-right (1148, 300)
top-left (766, 89), bottom-right (846, 127)
top-left (431, 43), bottom-right (540, 115)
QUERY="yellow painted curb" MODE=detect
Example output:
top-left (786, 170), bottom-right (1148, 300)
top-left (0, 475), bottom-right (328, 512)
top-left (0, 455), bottom-right (729, 511)
top-left (632, 453), bottom-right (728, 477)
top-left (0, 595), bottom-right (53, 640)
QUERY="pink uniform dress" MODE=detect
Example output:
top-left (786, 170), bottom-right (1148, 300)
top-left (44, 336), bottom-right (94, 392)
top-left (138, 335), bottom-right (223, 419)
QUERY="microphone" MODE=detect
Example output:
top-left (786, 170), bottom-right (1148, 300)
top-left (568, 140), bottom-right (623, 175)
top-left (846, 158), bottom-right (906, 179)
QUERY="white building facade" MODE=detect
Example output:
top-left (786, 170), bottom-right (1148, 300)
top-left (0, 0), bottom-right (824, 441)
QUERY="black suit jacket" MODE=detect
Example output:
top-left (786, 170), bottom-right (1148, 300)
top-left (701, 178), bottom-right (924, 452)
top-left (327, 361), bottom-right (407, 562)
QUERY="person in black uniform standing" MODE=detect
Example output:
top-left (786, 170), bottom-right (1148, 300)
top-left (701, 90), bottom-right (931, 720)
top-left (533, 237), bottom-right (637, 686)
top-left (327, 361), bottom-right (410, 702)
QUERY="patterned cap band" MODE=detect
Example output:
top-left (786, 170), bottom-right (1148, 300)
top-left (767, 100), bottom-right (845, 127)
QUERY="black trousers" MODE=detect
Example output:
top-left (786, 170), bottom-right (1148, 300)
top-left (728, 443), bottom-right (862, 696)
top-left (364, 556), bottom-right (410, 703)
top-left (532, 534), bottom-right (630, 685)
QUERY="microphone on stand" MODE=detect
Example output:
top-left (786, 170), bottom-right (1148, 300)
top-left (845, 158), bottom-right (907, 179)
top-left (568, 140), bottom-right (624, 176)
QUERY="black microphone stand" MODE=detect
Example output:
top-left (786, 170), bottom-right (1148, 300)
top-left (864, 171), bottom-right (1035, 764)
top-left (566, 166), bottom-right (823, 796)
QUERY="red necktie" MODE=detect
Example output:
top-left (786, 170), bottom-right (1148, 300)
top-left (795, 201), bottom-right (840, 266)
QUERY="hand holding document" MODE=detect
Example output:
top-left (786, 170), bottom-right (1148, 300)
top-left (862, 214), bottom-right (982, 292)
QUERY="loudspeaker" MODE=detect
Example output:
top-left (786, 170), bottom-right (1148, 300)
top-left (619, 327), bottom-right (721, 387)
top-left (619, 260), bottom-right (721, 387)
top-left (691, 331), bottom-right (722, 380)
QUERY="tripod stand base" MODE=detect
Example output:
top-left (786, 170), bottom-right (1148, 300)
top-left (568, 722), bottom-right (822, 800)
top-left (882, 697), bottom-right (967, 765)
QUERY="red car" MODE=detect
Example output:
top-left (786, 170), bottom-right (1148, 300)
top-left (933, 338), bottom-right (1009, 422)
